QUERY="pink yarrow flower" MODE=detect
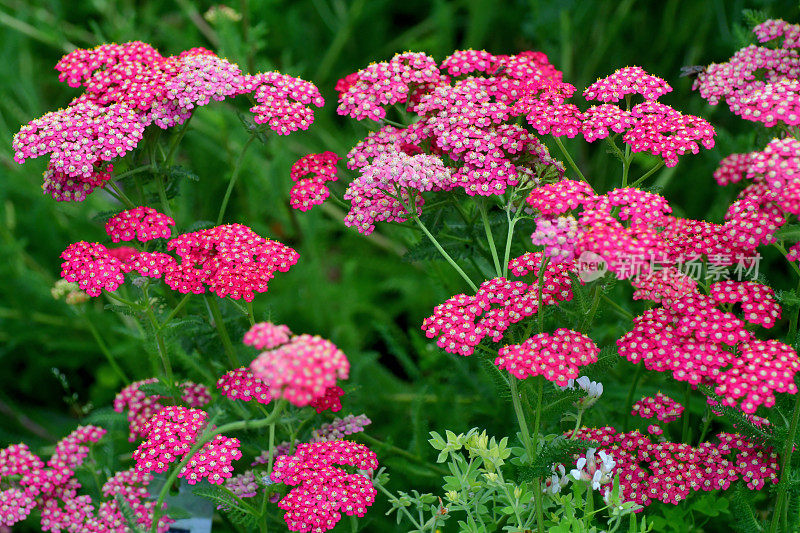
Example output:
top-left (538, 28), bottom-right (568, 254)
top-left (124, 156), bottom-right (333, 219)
top-left (271, 440), bottom-right (378, 532)
top-left (105, 206), bottom-right (175, 242)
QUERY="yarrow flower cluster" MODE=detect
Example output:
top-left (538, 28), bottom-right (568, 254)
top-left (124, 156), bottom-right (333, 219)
top-left (495, 328), bottom-right (599, 386)
top-left (695, 20), bottom-right (800, 127)
top-left (344, 149), bottom-right (455, 234)
top-left (631, 393), bottom-right (684, 425)
top-left (618, 282), bottom-right (797, 413)
top-left (1, 427), bottom-right (170, 531)
top-left (311, 414), bottom-right (372, 442)
top-left (568, 427), bottom-right (779, 506)
top-left (13, 41), bottom-right (324, 201)
top-left (422, 253), bottom-right (576, 356)
top-left (216, 368), bottom-right (272, 404)
top-left (271, 440), bottom-right (378, 532)
top-left (244, 321), bottom-right (292, 350)
top-left (113, 378), bottom-right (211, 440)
top-left (105, 206), bottom-right (175, 242)
top-left (60, 220), bottom-right (299, 300)
top-left (289, 151), bottom-right (340, 211)
top-left (249, 328), bottom-right (350, 408)
top-left (337, 49), bottom-right (566, 231)
top-left (133, 406), bottom-right (241, 485)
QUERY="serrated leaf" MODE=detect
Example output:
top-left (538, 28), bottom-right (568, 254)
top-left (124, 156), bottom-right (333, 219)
top-left (114, 494), bottom-right (145, 533)
top-left (165, 165), bottom-right (199, 182)
top-left (104, 304), bottom-right (138, 317)
top-left (138, 381), bottom-right (173, 397)
top-left (166, 506), bottom-right (193, 520)
top-left (775, 225), bottom-right (800, 242)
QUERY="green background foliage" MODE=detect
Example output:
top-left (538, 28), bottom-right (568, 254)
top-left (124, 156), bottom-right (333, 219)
top-left (0, 0), bottom-right (797, 530)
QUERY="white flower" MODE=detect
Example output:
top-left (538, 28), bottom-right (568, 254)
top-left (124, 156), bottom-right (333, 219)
top-left (559, 376), bottom-right (604, 409)
top-left (570, 448), bottom-right (615, 490)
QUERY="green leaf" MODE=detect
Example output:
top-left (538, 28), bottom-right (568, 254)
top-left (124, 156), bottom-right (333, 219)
top-left (167, 506), bottom-right (193, 520)
top-left (138, 381), bottom-right (173, 397)
top-left (775, 225), bottom-right (800, 242)
top-left (114, 494), bottom-right (145, 533)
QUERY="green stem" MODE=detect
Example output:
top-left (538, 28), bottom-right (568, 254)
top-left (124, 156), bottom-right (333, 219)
top-left (508, 378), bottom-right (534, 462)
top-left (697, 406), bottom-right (713, 445)
top-left (114, 165), bottom-right (155, 181)
top-left (374, 483), bottom-right (424, 530)
top-left (245, 301), bottom-right (256, 327)
top-left (104, 291), bottom-right (142, 310)
top-left (82, 311), bottom-right (129, 383)
top-left (412, 213), bottom-right (478, 291)
top-left (160, 294), bottom-right (191, 327)
top-left (206, 295), bottom-right (239, 368)
top-left (621, 143), bottom-right (632, 188)
top-left (771, 390), bottom-right (800, 533)
top-left (106, 181), bottom-right (136, 209)
top-left (164, 115), bottom-right (193, 166)
top-left (157, 174), bottom-right (172, 218)
top-left (142, 286), bottom-right (174, 389)
top-left (553, 136), bottom-right (588, 183)
top-left (478, 200), bottom-right (502, 277)
top-left (681, 381), bottom-right (692, 444)
top-left (536, 255), bottom-right (550, 334)
top-left (217, 135), bottom-right (257, 225)
top-left (600, 293), bottom-right (633, 320)
top-left (622, 365), bottom-right (645, 431)
top-left (531, 377), bottom-right (545, 533)
top-left (628, 160), bottom-right (665, 189)
top-left (502, 208), bottom-right (523, 278)
top-left (150, 402), bottom-right (286, 532)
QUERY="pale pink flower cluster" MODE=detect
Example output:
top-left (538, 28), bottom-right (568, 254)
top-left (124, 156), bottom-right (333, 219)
top-left (344, 149), bottom-right (454, 234)
top-left (336, 52), bottom-right (442, 120)
top-left (14, 41), bottom-right (324, 201)
top-left (0, 428), bottom-right (167, 531)
top-left (249, 328), bottom-right (350, 408)
top-left (423, 253), bottom-right (575, 356)
top-left (494, 328), bottom-right (599, 386)
top-left (105, 206), bottom-right (175, 242)
top-left (570, 427), bottom-right (778, 507)
top-left (113, 378), bottom-right (211, 441)
top-left (695, 21), bottom-right (800, 127)
top-left (271, 440), bottom-right (378, 533)
top-left (340, 50), bottom-right (565, 214)
top-left (244, 321), bottom-right (293, 350)
top-left (289, 151), bottom-right (340, 211)
top-left (244, 72), bottom-right (326, 134)
top-left (311, 414), bottom-right (372, 442)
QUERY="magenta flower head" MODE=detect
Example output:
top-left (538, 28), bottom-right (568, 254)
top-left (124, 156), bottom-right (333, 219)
top-left (105, 206), bottom-right (176, 243)
top-left (495, 328), bottom-right (599, 386)
top-left (250, 333), bottom-right (350, 408)
top-left (60, 241), bottom-right (126, 297)
top-left (631, 393), bottom-right (684, 424)
top-left (113, 379), bottom-right (210, 441)
top-left (289, 152), bottom-right (340, 212)
top-left (132, 406), bottom-right (241, 485)
top-left (216, 368), bottom-right (272, 405)
top-left (164, 224), bottom-right (299, 301)
top-left (271, 440), bottom-right (378, 532)
top-left (583, 66), bottom-right (672, 103)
